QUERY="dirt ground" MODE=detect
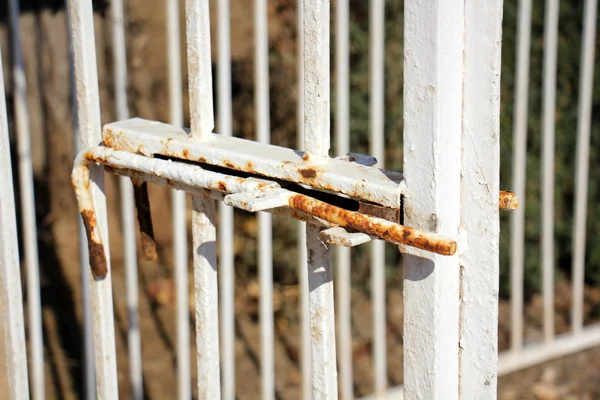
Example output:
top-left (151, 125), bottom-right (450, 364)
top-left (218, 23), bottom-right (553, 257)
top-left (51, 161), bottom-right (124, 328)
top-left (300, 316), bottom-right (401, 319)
top-left (1, 1), bottom-right (600, 399)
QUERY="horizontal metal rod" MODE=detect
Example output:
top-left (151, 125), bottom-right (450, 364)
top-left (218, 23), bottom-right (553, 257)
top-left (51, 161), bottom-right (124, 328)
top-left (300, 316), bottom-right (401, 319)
top-left (288, 194), bottom-right (457, 256)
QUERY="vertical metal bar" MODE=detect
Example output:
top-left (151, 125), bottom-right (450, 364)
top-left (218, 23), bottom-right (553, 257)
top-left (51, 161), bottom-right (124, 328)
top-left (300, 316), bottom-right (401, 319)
top-left (191, 196), bottom-right (221, 399)
top-left (167, 0), bottom-right (191, 398)
top-left (7, 1), bottom-right (45, 398)
top-left (68, 0), bottom-right (119, 396)
top-left (571, 0), bottom-right (597, 335)
top-left (298, 222), bottom-right (311, 400)
top-left (185, 1), bottom-right (220, 397)
top-left (0, 43), bottom-right (31, 400)
top-left (510, 0), bottom-right (532, 354)
top-left (369, 0), bottom-right (386, 394)
top-left (302, 0), bottom-right (331, 160)
top-left (335, 0), bottom-right (353, 398)
top-left (65, 2), bottom-right (96, 397)
top-left (458, 0), bottom-right (503, 397)
top-left (402, 0), bottom-right (463, 398)
top-left (254, 0), bottom-right (275, 398)
top-left (541, 0), bottom-right (559, 344)
top-left (302, 0), bottom-right (338, 398)
top-left (185, 0), bottom-right (214, 139)
top-left (297, 2), bottom-right (311, 398)
top-left (110, 0), bottom-right (143, 397)
top-left (217, 0), bottom-right (235, 397)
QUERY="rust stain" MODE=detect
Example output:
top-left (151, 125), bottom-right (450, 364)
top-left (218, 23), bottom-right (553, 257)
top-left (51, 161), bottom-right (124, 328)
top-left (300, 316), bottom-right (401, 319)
top-left (223, 160), bottom-right (236, 169)
top-left (217, 181), bottom-right (228, 192)
top-left (197, 156), bottom-right (207, 163)
top-left (132, 181), bottom-right (158, 261)
top-left (298, 168), bottom-right (318, 179)
top-left (499, 191), bottom-right (519, 210)
top-left (182, 149), bottom-right (190, 158)
top-left (246, 161), bottom-right (253, 170)
top-left (103, 133), bottom-right (115, 148)
top-left (289, 194), bottom-right (457, 256)
top-left (81, 210), bottom-right (108, 279)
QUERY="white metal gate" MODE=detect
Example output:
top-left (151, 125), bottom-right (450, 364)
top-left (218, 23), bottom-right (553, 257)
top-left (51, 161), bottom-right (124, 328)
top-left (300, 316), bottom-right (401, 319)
top-left (1, 0), bottom-right (597, 398)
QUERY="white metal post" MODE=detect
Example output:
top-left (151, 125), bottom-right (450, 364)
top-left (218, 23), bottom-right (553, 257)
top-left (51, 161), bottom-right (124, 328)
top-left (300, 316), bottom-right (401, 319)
top-left (297, 2), bottom-right (311, 399)
top-left (110, 0), bottom-right (143, 397)
top-left (185, 1), bottom-right (221, 398)
top-left (0, 44), bottom-right (31, 400)
top-left (217, 0), bottom-right (235, 397)
top-left (186, 0), bottom-right (214, 140)
top-left (334, 0), bottom-right (353, 398)
top-left (571, 0), bottom-right (598, 335)
top-left (65, 3), bottom-right (96, 396)
top-left (254, 0), bottom-right (275, 398)
top-left (68, 0), bottom-right (120, 396)
top-left (541, 0), bottom-right (560, 345)
top-left (369, 0), bottom-right (386, 394)
top-left (510, 0), bottom-right (532, 353)
top-left (302, 0), bottom-right (338, 398)
top-left (7, 0), bottom-right (45, 398)
top-left (166, 0), bottom-right (191, 398)
top-left (459, 0), bottom-right (503, 397)
top-left (192, 196), bottom-right (221, 399)
top-left (402, 0), bottom-right (463, 398)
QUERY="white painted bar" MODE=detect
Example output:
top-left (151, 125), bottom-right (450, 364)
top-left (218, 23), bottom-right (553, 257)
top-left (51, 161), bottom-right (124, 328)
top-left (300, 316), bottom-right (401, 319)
top-left (402, 0), bottom-right (463, 398)
top-left (7, 0), bottom-right (45, 398)
top-left (303, 0), bottom-right (338, 398)
top-left (68, 0), bottom-right (119, 396)
top-left (110, 0), bottom-right (143, 397)
top-left (298, 221), bottom-right (311, 400)
top-left (192, 196), bottom-right (221, 399)
top-left (217, 0), bottom-right (235, 397)
top-left (185, 0), bottom-right (214, 138)
top-left (305, 223), bottom-right (338, 399)
top-left (510, 0), bottom-right (532, 353)
top-left (571, 0), bottom-right (597, 334)
top-left (166, 0), bottom-right (191, 398)
top-left (303, 0), bottom-right (331, 160)
top-left (541, 0), bottom-right (559, 344)
top-left (103, 119), bottom-right (404, 212)
top-left (459, 0), bottom-right (503, 397)
top-left (185, 1), bottom-right (222, 396)
top-left (254, 0), bottom-right (275, 398)
top-left (369, 0), bottom-right (386, 394)
top-left (334, 0), bottom-right (353, 398)
top-left (65, 2), bottom-right (96, 396)
top-left (498, 323), bottom-right (600, 375)
top-left (0, 43), bottom-right (31, 400)
top-left (297, 3), bottom-right (311, 398)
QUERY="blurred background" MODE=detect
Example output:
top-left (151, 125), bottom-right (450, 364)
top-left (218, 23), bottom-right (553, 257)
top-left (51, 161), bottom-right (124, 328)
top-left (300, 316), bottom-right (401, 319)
top-left (0, 0), bottom-right (599, 398)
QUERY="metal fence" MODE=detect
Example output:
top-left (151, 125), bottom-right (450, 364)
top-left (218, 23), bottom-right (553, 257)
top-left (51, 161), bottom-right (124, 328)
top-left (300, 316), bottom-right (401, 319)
top-left (0, 0), bottom-right (597, 399)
